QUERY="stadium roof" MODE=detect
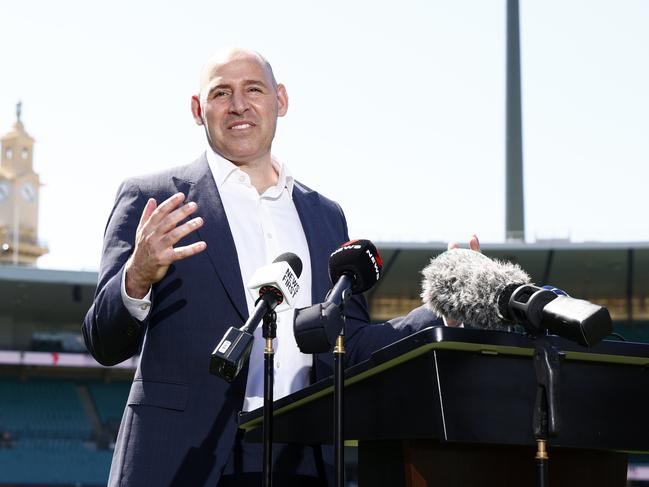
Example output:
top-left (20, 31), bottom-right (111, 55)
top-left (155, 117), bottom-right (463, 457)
top-left (0, 240), bottom-right (647, 323)
top-left (0, 266), bottom-right (97, 324)
top-left (369, 241), bottom-right (649, 307)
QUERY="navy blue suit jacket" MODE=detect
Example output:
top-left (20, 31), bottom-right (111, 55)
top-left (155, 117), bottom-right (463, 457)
top-left (83, 154), bottom-right (441, 486)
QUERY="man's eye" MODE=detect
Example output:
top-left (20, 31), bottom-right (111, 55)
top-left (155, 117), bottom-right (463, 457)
top-left (248, 87), bottom-right (262, 93)
top-left (213, 91), bottom-right (229, 98)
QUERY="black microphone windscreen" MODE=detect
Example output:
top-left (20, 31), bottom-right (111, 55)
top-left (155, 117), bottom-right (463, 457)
top-left (329, 239), bottom-right (382, 294)
top-left (421, 249), bottom-right (530, 329)
top-left (274, 252), bottom-right (303, 279)
top-left (293, 302), bottom-right (342, 353)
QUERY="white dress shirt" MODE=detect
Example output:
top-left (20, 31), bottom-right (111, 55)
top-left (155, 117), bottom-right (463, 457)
top-left (121, 149), bottom-right (313, 411)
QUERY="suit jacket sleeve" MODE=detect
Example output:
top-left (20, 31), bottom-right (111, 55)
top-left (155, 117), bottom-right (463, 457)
top-left (82, 179), bottom-right (150, 366)
top-left (344, 305), bottom-right (443, 366)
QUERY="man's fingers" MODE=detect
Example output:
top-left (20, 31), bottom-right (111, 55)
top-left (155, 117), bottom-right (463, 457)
top-left (469, 234), bottom-right (481, 252)
top-left (139, 198), bottom-right (158, 227)
top-left (171, 241), bottom-right (207, 261)
top-left (447, 235), bottom-right (481, 252)
top-left (158, 201), bottom-right (199, 235)
top-left (163, 217), bottom-right (204, 247)
top-left (148, 192), bottom-right (186, 226)
top-left (133, 193), bottom-right (205, 270)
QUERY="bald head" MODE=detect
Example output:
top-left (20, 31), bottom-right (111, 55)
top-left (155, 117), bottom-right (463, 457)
top-left (190, 47), bottom-right (288, 169)
top-left (198, 48), bottom-right (277, 101)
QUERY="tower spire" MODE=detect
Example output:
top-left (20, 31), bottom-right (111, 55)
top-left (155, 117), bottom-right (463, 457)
top-left (0, 104), bottom-right (48, 265)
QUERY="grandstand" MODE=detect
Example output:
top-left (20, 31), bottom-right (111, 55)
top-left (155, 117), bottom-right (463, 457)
top-left (0, 244), bottom-right (647, 485)
top-left (0, 266), bottom-right (134, 486)
top-left (0, 370), bottom-right (133, 486)
top-left (0, 378), bottom-right (114, 485)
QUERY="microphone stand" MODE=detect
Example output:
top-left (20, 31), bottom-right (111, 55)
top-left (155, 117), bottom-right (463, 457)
top-left (532, 336), bottom-right (563, 487)
top-left (334, 288), bottom-right (351, 487)
top-left (262, 309), bottom-right (278, 487)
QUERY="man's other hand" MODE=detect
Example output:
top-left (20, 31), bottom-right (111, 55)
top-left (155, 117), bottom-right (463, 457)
top-left (125, 192), bottom-right (207, 299)
top-left (446, 234), bottom-right (481, 253)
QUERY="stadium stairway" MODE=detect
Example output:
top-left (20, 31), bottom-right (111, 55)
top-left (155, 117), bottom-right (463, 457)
top-left (76, 384), bottom-right (103, 441)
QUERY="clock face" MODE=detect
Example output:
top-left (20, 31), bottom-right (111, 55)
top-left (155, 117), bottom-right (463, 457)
top-left (21, 182), bottom-right (36, 202)
top-left (0, 181), bottom-right (10, 202)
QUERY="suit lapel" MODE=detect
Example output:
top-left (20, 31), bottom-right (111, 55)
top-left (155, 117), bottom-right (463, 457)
top-left (292, 184), bottom-right (330, 304)
top-left (173, 156), bottom-right (248, 323)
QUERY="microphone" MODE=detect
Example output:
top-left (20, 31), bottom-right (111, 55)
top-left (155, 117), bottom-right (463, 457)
top-left (421, 249), bottom-right (612, 347)
top-left (294, 239), bottom-right (382, 353)
top-left (210, 252), bottom-right (303, 382)
top-left (329, 239), bottom-right (383, 296)
top-left (421, 249), bottom-right (530, 329)
top-left (246, 251), bottom-right (303, 313)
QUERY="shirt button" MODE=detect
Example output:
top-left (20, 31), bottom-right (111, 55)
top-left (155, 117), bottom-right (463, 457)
top-left (266, 233), bottom-right (273, 239)
top-left (238, 175), bottom-right (246, 183)
top-left (139, 304), bottom-right (149, 311)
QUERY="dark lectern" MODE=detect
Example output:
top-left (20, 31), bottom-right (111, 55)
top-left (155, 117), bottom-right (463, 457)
top-left (239, 327), bottom-right (649, 486)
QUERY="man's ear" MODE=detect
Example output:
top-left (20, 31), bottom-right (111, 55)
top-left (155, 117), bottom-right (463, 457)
top-left (191, 96), bottom-right (204, 125)
top-left (277, 84), bottom-right (289, 117)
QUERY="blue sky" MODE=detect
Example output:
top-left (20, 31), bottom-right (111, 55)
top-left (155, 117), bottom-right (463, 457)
top-left (1, 0), bottom-right (647, 270)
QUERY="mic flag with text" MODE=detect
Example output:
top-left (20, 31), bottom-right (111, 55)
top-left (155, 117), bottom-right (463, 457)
top-left (329, 239), bottom-right (383, 295)
top-left (210, 252), bottom-right (303, 382)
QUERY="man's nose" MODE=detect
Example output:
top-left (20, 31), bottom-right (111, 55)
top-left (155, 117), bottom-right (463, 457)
top-left (229, 90), bottom-right (249, 115)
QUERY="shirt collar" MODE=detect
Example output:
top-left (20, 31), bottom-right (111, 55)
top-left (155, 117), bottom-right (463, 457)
top-left (205, 147), bottom-right (295, 197)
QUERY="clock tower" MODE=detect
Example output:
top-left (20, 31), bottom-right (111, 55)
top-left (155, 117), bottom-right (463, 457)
top-left (0, 102), bottom-right (48, 265)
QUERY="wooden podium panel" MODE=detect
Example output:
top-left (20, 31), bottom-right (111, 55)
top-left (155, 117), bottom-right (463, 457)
top-left (360, 440), bottom-right (627, 487)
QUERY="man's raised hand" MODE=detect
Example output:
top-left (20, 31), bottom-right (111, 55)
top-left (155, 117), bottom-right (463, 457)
top-left (125, 192), bottom-right (207, 299)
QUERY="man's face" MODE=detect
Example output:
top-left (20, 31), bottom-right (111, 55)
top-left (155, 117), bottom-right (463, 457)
top-left (192, 53), bottom-right (288, 166)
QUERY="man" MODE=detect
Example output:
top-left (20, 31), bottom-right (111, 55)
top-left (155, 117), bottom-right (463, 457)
top-left (83, 48), bottom-right (449, 486)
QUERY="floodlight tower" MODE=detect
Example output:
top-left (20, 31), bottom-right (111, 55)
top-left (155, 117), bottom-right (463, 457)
top-left (506, 0), bottom-right (525, 242)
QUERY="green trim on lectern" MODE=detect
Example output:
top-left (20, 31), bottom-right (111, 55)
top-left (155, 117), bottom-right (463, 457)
top-left (239, 340), bottom-right (649, 432)
top-left (240, 383), bottom-right (336, 431)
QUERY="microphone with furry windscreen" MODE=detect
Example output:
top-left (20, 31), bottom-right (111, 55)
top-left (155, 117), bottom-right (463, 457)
top-left (421, 249), bottom-right (612, 347)
top-left (210, 252), bottom-right (302, 382)
top-left (294, 239), bottom-right (382, 353)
